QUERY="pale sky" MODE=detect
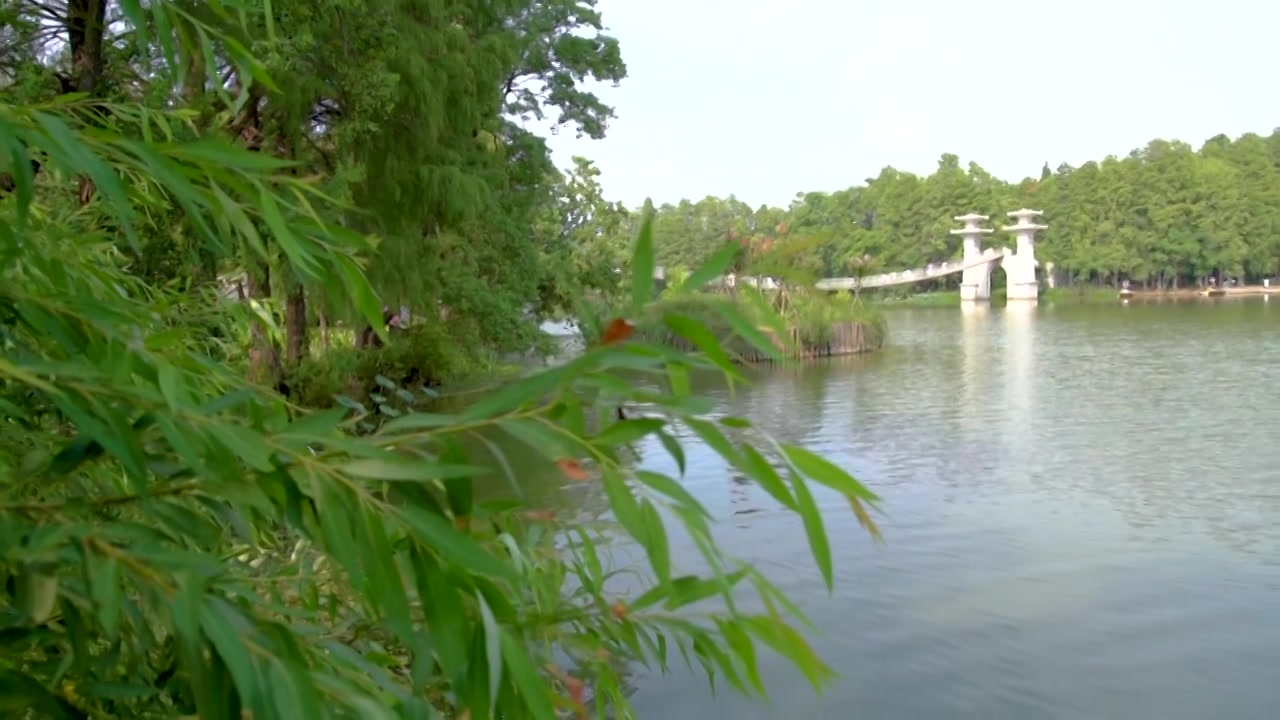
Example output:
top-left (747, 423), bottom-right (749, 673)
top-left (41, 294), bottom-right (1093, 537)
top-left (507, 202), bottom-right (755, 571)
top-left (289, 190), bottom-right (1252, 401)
top-left (540, 0), bottom-right (1277, 209)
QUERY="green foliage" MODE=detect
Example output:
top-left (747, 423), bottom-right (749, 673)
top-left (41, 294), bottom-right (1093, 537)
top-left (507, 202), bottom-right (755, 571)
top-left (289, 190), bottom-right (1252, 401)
top-left (286, 325), bottom-right (476, 410)
top-left (585, 286), bottom-right (885, 362)
top-left (785, 291), bottom-right (884, 347)
top-left (339, 0), bottom-right (632, 348)
top-left (1039, 286), bottom-right (1125, 304)
top-left (890, 285), bottom-right (1120, 308)
top-left (531, 157), bottom-right (633, 318)
top-left (636, 295), bottom-right (738, 345)
top-left (1, 6), bottom-right (881, 720)
top-left (632, 141), bottom-right (1280, 289)
top-left (5, 0), bottom-right (633, 365)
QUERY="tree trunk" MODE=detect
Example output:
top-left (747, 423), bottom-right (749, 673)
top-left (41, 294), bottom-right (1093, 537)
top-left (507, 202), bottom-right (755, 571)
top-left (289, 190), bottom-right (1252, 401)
top-left (278, 133), bottom-right (310, 366)
top-left (284, 284), bottom-right (308, 365)
top-left (68, 0), bottom-right (108, 95)
top-left (246, 262), bottom-right (281, 385)
top-left (355, 307), bottom-right (396, 350)
top-left (0, 1), bottom-right (113, 197)
top-left (68, 0), bottom-right (108, 204)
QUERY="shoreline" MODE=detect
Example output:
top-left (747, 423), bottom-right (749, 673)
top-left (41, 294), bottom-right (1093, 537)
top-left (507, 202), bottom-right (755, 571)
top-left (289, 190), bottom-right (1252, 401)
top-left (1113, 285), bottom-right (1277, 298)
top-left (880, 285), bottom-right (1278, 308)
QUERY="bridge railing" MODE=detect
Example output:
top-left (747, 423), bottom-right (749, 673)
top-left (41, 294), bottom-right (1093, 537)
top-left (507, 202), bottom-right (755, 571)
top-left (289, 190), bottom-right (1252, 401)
top-left (815, 248), bottom-right (1007, 291)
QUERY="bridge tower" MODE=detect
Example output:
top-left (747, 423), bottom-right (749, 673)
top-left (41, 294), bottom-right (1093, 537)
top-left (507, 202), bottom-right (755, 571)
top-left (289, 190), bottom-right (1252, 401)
top-left (950, 213), bottom-right (996, 302)
top-left (1002, 209), bottom-right (1046, 301)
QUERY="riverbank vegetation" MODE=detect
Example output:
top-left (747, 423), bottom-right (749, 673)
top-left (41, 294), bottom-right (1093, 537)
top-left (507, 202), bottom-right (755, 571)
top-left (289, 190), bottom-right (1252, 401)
top-left (578, 266), bottom-right (888, 362)
top-left (573, 220), bottom-right (885, 358)
top-left (874, 286), bottom-right (1124, 308)
top-left (649, 289), bottom-right (886, 357)
top-left (0, 1), bottom-right (883, 718)
top-left (584, 141), bottom-right (1280, 291)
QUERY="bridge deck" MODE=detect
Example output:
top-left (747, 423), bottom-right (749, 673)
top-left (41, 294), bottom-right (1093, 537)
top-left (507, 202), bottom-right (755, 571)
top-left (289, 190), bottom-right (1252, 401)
top-left (816, 248), bottom-right (1008, 291)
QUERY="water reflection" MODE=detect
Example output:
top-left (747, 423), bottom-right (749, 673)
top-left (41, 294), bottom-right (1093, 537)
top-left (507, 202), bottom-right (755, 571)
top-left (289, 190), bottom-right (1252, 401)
top-left (622, 298), bottom-right (1280, 719)
top-left (959, 303), bottom-right (990, 439)
top-left (730, 361), bottom-right (838, 446)
top-left (467, 428), bottom-right (615, 524)
top-left (1000, 303), bottom-right (1035, 480)
top-left (467, 300), bottom-right (1280, 718)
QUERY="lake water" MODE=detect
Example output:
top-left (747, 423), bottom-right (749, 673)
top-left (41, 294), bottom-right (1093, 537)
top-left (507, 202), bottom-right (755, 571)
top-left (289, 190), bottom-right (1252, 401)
top-left (540, 298), bottom-right (1280, 719)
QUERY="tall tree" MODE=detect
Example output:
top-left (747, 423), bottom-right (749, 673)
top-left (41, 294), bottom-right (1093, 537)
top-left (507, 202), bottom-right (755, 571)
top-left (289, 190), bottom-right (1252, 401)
top-left (634, 131), bottom-right (1280, 290)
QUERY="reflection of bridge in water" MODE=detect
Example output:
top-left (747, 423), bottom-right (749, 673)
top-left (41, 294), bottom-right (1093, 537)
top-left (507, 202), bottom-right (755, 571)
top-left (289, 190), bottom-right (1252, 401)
top-left (816, 210), bottom-right (1049, 303)
top-left (1001, 303), bottom-right (1036, 488)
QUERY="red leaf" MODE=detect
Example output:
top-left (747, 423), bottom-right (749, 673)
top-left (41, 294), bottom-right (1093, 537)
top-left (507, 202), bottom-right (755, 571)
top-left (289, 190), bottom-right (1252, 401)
top-left (566, 677), bottom-right (587, 720)
top-left (546, 665), bottom-right (588, 720)
top-left (610, 600), bottom-right (628, 620)
top-left (600, 317), bottom-right (635, 345)
top-left (557, 458), bottom-right (590, 481)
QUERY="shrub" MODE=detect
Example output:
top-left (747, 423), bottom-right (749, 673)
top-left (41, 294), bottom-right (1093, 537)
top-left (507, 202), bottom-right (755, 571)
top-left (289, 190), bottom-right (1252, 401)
top-left (785, 290), bottom-right (888, 348)
top-left (286, 323), bottom-right (476, 409)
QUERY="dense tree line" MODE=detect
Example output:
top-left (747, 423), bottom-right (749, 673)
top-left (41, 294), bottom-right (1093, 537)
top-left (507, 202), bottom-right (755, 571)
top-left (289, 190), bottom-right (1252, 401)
top-left (577, 134), bottom-right (1280, 290)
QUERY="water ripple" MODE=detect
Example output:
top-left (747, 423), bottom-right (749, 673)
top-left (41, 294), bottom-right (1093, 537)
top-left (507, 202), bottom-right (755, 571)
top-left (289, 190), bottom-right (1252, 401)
top-left (627, 299), bottom-right (1280, 719)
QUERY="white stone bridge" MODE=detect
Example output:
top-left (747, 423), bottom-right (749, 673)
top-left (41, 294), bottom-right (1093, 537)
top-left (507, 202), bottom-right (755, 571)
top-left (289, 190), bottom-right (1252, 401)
top-left (814, 246), bottom-right (1008, 292)
top-left (815, 210), bottom-right (1048, 303)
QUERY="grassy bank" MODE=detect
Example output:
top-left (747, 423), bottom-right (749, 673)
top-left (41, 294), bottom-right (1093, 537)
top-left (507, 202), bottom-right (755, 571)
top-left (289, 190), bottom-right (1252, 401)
top-left (579, 287), bottom-right (888, 361)
top-left (284, 280), bottom-right (894, 414)
top-left (283, 322), bottom-right (545, 410)
top-left (872, 285), bottom-right (1120, 307)
top-left (1041, 286), bottom-right (1127, 303)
